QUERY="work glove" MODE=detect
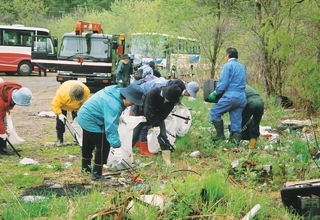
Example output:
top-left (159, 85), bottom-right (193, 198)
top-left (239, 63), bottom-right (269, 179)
top-left (208, 91), bottom-right (217, 102)
top-left (141, 116), bottom-right (147, 123)
top-left (111, 147), bottom-right (123, 164)
top-left (58, 114), bottom-right (66, 124)
top-left (0, 133), bottom-right (7, 140)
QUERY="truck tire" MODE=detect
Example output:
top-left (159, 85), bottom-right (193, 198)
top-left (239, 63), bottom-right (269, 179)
top-left (18, 61), bottom-right (32, 76)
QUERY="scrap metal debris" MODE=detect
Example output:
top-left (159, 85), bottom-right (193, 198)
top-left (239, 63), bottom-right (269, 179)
top-left (277, 119), bottom-right (312, 131)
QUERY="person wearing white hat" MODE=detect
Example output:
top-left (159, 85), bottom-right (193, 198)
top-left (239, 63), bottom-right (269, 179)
top-left (77, 83), bottom-right (144, 182)
top-left (51, 80), bottom-right (90, 146)
top-left (0, 82), bottom-right (32, 155)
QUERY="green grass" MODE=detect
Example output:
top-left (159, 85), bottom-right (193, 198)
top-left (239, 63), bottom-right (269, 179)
top-left (1, 94), bottom-right (319, 219)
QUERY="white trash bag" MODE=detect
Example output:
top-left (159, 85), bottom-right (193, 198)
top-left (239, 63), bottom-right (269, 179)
top-left (107, 114), bottom-right (145, 171)
top-left (147, 127), bottom-right (160, 154)
top-left (147, 115), bottom-right (176, 154)
top-left (6, 113), bottom-right (25, 145)
top-left (71, 117), bottom-right (83, 146)
top-left (172, 104), bottom-right (192, 137)
top-left (165, 115), bottom-right (177, 145)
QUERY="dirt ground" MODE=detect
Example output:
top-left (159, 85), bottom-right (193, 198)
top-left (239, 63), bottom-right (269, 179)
top-left (0, 72), bottom-right (63, 146)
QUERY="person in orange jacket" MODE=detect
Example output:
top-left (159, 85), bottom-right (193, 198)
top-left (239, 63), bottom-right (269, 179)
top-left (0, 82), bottom-right (32, 155)
top-left (51, 80), bottom-right (90, 146)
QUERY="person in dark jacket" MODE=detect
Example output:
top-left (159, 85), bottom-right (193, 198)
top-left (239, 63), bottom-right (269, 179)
top-left (241, 85), bottom-right (264, 149)
top-left (115, 54), bottom-right (131, 87)
top-left (132, 84), bottom-right (182, 165)
top-left (208, 47), bottom-right (247, 143)
top-left (132, 78), bottom-right (200, 157)
top-left (0, 82), bottom-right (32, 155)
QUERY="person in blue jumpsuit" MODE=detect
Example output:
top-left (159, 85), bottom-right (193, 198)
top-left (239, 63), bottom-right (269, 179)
top-left (77, 83), bottom-right (144, 182)
top-left (208, 47), bottom-right (247, 143)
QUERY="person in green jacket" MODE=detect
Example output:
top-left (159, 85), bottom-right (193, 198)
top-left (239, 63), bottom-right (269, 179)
top-left (115, 54), bottom-right (131, 87)
top-left (241, 85), bottom-right (264, 149)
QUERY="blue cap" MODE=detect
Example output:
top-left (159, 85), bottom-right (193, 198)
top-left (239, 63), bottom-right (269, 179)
top-left (12, 87), bottom-right (32, 106)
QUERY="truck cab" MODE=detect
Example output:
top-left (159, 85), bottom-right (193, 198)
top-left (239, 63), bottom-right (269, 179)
top-left (31, 21), bottom-right (125, 92)
top-left (55, 32), bottom-right (124, 92)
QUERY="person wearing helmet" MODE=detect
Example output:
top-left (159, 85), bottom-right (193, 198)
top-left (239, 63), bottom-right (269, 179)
top-left (51, 80), bottom-right (90, 146)
top-left (0, 82), bottom-right (32, 155)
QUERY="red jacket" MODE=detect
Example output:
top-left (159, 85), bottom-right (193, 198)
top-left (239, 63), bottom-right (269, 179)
top-left (0, 82), bottom-right (22, 134)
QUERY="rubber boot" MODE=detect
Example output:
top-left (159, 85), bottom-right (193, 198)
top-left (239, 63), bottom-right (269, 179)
top-left (139, 142), bottom-right (154, 157)
top-left (56, 133), bottom-right (64, 146)
top-left (91, 164), bottom-right (108, 182)
top-left (230, 132), bottom-right (242, 144)
top-left (248, 138), bottom-right (257, 149)
top-left (81, 158), bottom-right (91, 174)
top-left (134, 140), bottom-right (143, 149)
top-left (212, 121), bottom-right (225, 141)
top-left (0, 146), bottom-right (14, 155)
top-left (162, 150), bottom-right (171, 165)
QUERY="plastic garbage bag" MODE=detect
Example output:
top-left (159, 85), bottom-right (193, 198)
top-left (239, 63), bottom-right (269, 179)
top-left (165, 115), bottom-right (177, 144)
top-left (147, 115), bottom-right (176, 154)
top-left (6, 113), bottom-right (25, 145)
top-left (147, 127), bottom-right (161, 154)
top-left (172, 104), bottom-right (192, 137)
top-left (71, 117), bottom-right (83, 145)
top-left (107, 113), bottom-right (145, 171)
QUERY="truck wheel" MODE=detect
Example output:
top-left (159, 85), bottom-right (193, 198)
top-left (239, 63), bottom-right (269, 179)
top-left (18, 61), bottom-right (32, 76)
top-left (5, 72), bottom-right (16, 76)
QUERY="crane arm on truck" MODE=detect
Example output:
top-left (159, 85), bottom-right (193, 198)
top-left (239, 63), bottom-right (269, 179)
top-left (75, 21), bottom-right (103, 35)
